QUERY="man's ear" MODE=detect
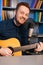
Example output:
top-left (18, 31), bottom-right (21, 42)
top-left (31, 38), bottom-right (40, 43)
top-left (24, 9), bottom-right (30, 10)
top-left (14, 10), bottom-right (16, 16)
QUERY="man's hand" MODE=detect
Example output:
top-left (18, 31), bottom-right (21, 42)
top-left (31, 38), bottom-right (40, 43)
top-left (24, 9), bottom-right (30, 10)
top-left (35, 42), bottom-right (43, 52)
top-left (0, 47), bottom-right (12, 56)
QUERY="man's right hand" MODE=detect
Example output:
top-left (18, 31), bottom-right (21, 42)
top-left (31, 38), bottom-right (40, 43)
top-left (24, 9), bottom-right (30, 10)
top-left (0, 47), bottom-right (12, 56)
top-left (35, 42), bottom-right (43, 52)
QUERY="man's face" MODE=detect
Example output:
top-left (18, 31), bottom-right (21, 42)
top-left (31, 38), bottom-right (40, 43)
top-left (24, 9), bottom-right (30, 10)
top-left (15, 5), bottom-right (30, 24)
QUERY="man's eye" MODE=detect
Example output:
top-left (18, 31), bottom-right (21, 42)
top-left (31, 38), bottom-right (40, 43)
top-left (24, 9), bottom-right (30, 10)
top-left (21, 12), bottom-right (24, 14)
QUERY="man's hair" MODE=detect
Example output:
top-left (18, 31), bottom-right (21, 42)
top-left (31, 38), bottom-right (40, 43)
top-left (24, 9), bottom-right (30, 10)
top-left (16, 2), bottom-right (30, 11)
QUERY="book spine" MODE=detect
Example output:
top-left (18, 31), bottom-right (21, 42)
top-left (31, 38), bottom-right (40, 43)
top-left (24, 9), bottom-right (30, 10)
top-left (0, 0), bottom-right (2, 21)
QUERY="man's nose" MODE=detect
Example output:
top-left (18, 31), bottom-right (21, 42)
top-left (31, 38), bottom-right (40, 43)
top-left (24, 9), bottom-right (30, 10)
top-left (23, 14), bottom-right (27, 19)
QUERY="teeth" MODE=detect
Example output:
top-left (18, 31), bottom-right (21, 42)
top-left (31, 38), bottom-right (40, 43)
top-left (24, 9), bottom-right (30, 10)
top-left (21, 19), bottom-right (24, 20)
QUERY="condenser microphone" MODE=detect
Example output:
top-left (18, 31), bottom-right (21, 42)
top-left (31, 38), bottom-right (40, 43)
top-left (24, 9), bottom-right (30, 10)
top-left (28, 28), bottom-right (34, 41)
top-left (28, 28), bottom-right (34, 37)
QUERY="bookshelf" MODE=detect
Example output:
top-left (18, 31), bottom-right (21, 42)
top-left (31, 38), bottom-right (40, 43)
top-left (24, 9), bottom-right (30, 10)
top-left (2, 0), bottom-right (43, 43)
top-left (2, 6), bottom-right (43, 32)
top-left (2, 7), bottom-right (43, 23)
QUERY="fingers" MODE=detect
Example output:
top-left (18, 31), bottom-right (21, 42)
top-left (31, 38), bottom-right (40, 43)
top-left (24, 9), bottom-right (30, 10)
top-left (0, 48), bottom-right (12, 56)
top-left (35, 42), bottom-right (43, 52)
top-left (39, 42), bottom-right (43, 47)
top-left (5, 48), bottom-right (12, 54)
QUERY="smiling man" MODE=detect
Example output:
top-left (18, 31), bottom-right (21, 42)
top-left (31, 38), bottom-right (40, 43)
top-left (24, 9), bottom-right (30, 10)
top-left (0, 2), bottom-right (35, 56)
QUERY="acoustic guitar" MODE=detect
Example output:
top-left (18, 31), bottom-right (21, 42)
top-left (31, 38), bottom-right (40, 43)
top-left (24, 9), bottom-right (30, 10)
top-left (0, 38), bottom-right (39, 56)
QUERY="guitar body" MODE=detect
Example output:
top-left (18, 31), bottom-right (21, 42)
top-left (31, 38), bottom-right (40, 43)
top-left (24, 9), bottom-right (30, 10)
top-left (0, 38), bottom-right (22, 56)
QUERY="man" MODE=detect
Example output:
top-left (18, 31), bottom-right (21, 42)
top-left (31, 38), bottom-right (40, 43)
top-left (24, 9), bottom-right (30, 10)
top-left (0, 2), bottom-right (35, 56)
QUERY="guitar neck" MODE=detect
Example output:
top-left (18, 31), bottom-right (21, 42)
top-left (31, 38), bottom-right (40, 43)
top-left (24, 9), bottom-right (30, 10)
top-left (13, 43), bottom-right (38, 52)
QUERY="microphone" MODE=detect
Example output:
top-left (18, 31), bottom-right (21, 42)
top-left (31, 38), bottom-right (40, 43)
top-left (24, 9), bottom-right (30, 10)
top-left (28, 28), bottom-right (34, 41)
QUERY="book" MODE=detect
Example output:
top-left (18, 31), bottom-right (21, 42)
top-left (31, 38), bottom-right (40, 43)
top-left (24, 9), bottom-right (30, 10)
top-left (34, 0), bottom-right (38, 8)
top-left (34, 12), bottom-right (39, 22)
top-left (2, 0), bottom-right (7, 20)
top-left (36, 0), bottom-right (42, 8)
top-left (40, 2), bottom-right (43, 22)
top-left (0, 0), bottom-right (2, 21)
top-left (39, 12), bottom-right (42, 22)
top-left (30, 0), bottom-right (36, 8)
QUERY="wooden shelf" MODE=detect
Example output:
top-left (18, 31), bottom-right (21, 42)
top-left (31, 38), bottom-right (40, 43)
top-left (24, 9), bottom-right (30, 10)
top-left (2, 6), bottom-right (43, 12)
top-left (2, 6), bottom-right (16, 10)
top-left (38, 34), bottom-right (43, 37)
top-left (30, 8), bottom-right (43, 12)
top-left (32, 34), bottom-right (43, 37)
top-left (35, 22), bottom-right (43, 24)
